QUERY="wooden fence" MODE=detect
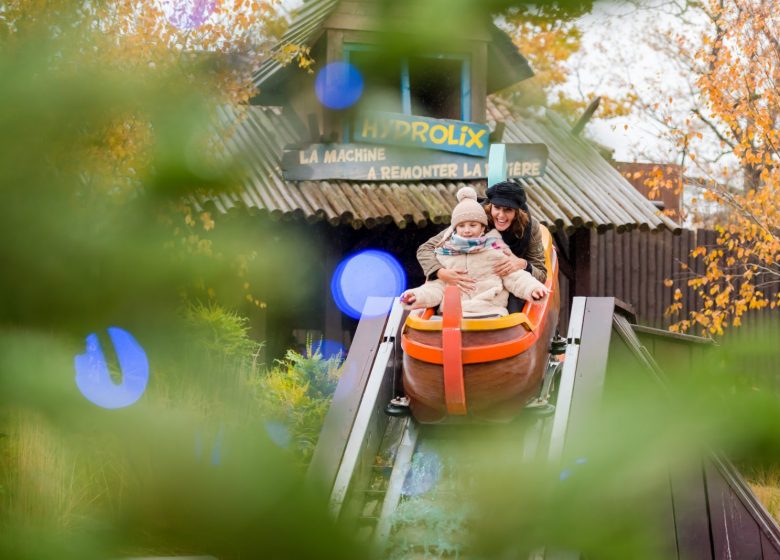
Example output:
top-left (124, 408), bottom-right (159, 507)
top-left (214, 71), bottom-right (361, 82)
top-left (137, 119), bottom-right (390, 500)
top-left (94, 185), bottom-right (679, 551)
top-left (583, 228), bottom-right (779, 330)
top-left (543, 226), bottom-right (778, 379)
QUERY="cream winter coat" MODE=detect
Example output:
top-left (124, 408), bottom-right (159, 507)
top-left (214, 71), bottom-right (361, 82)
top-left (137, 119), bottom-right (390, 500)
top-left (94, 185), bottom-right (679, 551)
top-left (404, 229), bottom-right (547, 317)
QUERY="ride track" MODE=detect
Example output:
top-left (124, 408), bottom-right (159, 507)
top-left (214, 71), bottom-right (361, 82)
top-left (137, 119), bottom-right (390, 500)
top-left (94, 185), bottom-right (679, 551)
top-left (308, 296), bottom-right (780, 559)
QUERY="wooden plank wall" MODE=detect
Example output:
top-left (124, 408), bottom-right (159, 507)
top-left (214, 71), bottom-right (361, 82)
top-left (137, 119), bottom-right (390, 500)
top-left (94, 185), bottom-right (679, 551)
top-left (586, 228), bottom-right (780, 331)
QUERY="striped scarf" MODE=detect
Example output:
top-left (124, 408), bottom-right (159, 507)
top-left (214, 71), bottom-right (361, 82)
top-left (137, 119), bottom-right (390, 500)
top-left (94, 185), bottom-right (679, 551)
top-left (435, 233), bottom-right (501, 256)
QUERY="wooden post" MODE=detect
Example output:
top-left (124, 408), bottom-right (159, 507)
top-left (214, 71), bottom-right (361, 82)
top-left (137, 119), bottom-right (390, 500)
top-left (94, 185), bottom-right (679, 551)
top-left (324, 233), bottom-right (343, 347)
top-left (470, 41), bottom-right (488, 123)
top-left (553, 230), bottom-right (574, 284)
top-left (322, 29), bottom-right (345, 141)
top-left (570, 227), bottom-right (592, 297)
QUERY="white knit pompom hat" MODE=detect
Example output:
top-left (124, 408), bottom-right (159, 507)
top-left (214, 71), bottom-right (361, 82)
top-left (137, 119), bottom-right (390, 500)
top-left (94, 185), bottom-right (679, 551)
top-left (450, 186), bottom-right (488, 227)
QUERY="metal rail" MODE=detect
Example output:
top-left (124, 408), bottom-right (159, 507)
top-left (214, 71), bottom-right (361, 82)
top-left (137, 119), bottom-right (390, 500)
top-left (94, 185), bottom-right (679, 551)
top-left (328, 298), bottom-right (406, 518)
top-left (373, 420), bottom-right (419, 545)
top-left (317, 303), bottom-right (591, 554)
top-left (547, 297), bottom-right (585, 463)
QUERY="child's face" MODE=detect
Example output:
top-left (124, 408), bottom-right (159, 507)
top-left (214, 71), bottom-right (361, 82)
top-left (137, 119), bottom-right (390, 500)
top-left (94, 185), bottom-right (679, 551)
top-left (455, 221), bottom-right (485, 238)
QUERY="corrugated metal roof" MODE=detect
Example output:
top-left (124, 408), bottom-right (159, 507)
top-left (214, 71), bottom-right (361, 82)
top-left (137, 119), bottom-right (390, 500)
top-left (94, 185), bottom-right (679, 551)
top-left (252, 0), bottom-right (340, 93)
top-left (196, 102), bottom-right (681, 234)
top-left (487, 24), bottom-right (534, 92)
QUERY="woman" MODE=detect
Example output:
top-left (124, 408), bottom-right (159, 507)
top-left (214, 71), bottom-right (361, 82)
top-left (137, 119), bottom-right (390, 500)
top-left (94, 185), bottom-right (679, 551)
top-left (416, 181), bottom-right (547, 309)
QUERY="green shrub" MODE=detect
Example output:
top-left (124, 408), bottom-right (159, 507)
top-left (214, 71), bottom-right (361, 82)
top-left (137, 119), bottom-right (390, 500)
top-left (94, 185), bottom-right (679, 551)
top-left (249, 341), bottom-right (342, 466)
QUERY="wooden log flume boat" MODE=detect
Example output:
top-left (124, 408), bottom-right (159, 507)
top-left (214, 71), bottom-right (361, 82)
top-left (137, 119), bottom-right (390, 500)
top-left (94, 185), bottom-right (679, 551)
top-left (401, 225), bottom-right (560, 424)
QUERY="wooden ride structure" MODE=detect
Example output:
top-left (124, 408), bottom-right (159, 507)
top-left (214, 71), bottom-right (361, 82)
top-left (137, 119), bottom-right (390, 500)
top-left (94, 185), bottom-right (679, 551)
top-left (401, 226), bottom-right (561, 423)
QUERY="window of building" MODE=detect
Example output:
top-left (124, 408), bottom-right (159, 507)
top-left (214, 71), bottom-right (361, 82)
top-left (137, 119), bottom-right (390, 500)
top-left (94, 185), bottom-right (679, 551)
top-left (346, 47), bottom-right (404, 114)
top-left (344, 45), bottom-right (471, 126)
top-left (408, 55), bottom-right (468, 120)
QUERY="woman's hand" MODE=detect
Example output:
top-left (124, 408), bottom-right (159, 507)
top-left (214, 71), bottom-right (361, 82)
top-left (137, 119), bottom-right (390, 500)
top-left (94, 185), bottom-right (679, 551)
top-left (436, 268), bottom-right (476, 294)
top-left (494, 251), bottom-right (527, 277)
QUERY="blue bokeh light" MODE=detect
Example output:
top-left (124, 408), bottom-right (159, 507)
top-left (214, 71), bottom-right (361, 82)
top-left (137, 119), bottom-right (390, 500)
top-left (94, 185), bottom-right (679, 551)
top-left (331, 249), bottom-right (406, 320)
top-left (559, 456), bottom-right (588, 481)
top-left (195, 428), bottom-right (224, 466)
top-left (74, 327), bottom-right (149, 409)
top-left (315, 61), bottom-right (364, 110)
top-left (264, 421), bottom-right (292, 449)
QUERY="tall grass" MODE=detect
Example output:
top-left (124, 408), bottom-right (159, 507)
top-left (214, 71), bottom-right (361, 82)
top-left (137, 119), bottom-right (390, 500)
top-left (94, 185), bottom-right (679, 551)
top-left (2, 411), bottom-right (132, 531)
top-left (746, 464), bottom-right (780, 523)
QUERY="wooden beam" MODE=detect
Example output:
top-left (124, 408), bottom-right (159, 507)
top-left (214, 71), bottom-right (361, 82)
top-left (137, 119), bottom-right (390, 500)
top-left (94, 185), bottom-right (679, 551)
top-left (324, 234), bottom-right (343, 346)
top-left (323, 29), bottom-right (345, 140)
top-left (489, 122), bottom-right (505, 144)
top-left (308, 113), bottom-right (322, 143)
top-left (470, 40), bottom-right (488, 123)
top-left (570, 227), bottom-right (592, 297)
top-left (572, 97), bottom-right (601, 136)
top-left (554, 234), bottom-right (574, 283)
top-left (307, 308), bottom-right (390, 493)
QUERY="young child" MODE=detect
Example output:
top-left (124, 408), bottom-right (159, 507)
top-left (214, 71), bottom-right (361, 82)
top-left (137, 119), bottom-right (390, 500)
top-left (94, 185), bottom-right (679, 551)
top-left (400, 186), bottom-right (548, 317)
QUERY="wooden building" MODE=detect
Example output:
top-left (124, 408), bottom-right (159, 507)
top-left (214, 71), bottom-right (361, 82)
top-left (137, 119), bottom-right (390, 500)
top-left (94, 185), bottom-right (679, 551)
top-left (614, 162), bottom-right (684, 222)
top-left (194, 0), bottom-right (681, 355)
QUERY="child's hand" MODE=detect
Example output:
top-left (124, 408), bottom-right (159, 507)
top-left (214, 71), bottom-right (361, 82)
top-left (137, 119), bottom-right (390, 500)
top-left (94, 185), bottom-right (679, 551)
top-left (400, 291), bottom-right (416, 305)
top-left (530, 286), bottom-right (549, 301)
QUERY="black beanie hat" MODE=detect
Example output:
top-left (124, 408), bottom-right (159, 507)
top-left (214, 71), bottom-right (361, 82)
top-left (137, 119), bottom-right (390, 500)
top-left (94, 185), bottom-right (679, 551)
top-left (485, 180), bottom-right (530, 215)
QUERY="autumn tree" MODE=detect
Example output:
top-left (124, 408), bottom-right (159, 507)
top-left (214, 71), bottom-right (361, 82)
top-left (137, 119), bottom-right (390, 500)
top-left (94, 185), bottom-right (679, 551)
top-left (565, 0), bottom-right (778, 334)
top-left (498, 1), bottom-right (635, 121)
top-left (644, 0), bottom-right (780, 334)
top-left (10, 1), bottom-right (297, 186)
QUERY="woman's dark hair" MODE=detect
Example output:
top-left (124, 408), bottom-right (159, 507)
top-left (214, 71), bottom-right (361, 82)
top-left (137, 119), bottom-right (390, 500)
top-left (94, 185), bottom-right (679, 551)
top-left (484, 203), bottom-right (529, 239)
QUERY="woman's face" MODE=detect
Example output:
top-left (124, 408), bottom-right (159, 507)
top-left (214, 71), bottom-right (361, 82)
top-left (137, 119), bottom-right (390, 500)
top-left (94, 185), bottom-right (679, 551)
top-left (490, 205), bottom-right (517, 232)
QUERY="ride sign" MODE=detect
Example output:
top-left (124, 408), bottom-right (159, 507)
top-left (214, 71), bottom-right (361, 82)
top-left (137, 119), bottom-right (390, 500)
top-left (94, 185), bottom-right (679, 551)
top-left (353, 111), bottom-right (490, 157)
top-left (281, 142), bottom-right (548, 182)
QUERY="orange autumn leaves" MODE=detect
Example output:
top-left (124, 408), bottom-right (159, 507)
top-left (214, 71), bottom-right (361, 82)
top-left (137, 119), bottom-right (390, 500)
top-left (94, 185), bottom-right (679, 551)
top-left (665, 0), bottom-right (780, 335)
top-left (2, 0), bottom-right (290, 196)
top-left (3, 0), bottom-right (289, 101)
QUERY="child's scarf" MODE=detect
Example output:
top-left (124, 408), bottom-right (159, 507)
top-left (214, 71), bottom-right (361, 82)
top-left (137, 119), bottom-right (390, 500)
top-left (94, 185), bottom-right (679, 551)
top-left (435, 233), bottom-right (501, 256)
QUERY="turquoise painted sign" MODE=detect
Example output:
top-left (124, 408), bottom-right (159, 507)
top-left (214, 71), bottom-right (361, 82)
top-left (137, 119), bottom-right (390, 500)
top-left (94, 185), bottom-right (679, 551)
top-left (487, 144), bottom-right (508, 187)
top-left (353, 111), bottom-right (490, 157)
top-left (281, 143), bottom-right (548, 181)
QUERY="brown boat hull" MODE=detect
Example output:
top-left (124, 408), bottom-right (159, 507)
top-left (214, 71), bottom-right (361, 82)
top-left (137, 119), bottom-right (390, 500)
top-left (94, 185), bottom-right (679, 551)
top-left (402, 286), bottom-right (559, 423)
